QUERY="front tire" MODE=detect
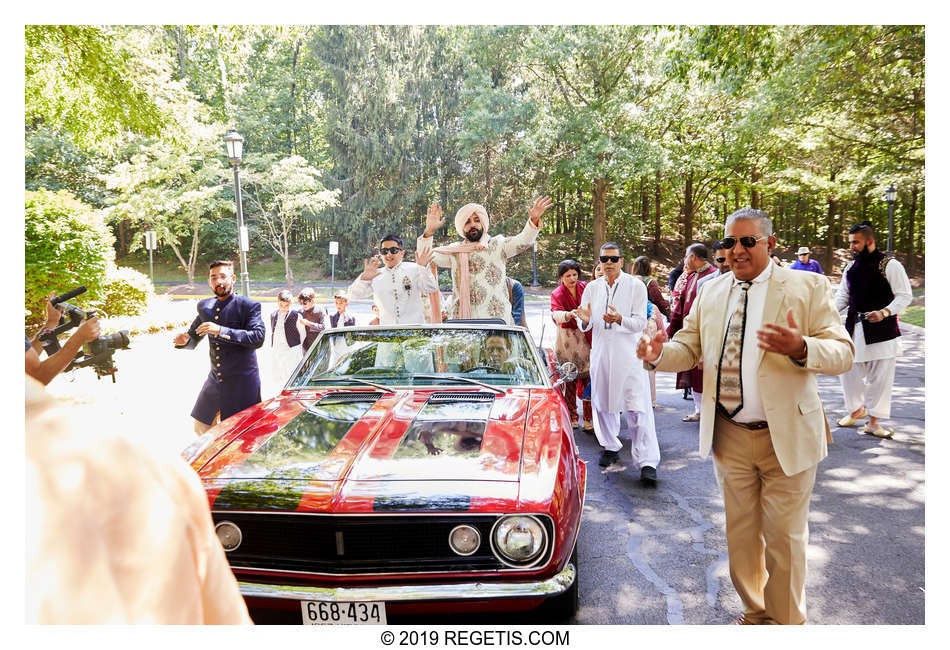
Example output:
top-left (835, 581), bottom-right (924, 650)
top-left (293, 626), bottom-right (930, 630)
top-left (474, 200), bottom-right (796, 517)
top-left (542, 547), bottom-right (579, 621)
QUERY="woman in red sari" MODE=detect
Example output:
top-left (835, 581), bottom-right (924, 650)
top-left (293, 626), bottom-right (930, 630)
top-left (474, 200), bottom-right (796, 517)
top-left (550, 259), bottom-right (593, 433)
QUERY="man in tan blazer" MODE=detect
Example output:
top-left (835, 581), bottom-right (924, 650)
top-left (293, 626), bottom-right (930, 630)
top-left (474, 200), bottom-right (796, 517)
top-left (637, 208), bottom-right (853, 624)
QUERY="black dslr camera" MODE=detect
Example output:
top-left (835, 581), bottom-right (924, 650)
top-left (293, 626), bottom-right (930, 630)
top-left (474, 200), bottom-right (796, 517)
top-left (39, 286), bottom-right (130, 382)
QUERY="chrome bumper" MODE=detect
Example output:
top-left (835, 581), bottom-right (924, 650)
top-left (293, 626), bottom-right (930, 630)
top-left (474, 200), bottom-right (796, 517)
top-left (239, 563), bottom-right (575, 603)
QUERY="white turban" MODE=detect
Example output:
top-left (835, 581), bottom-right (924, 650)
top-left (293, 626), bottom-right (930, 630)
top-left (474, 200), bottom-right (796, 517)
top-left (454, 203), bottom-right (490, 239)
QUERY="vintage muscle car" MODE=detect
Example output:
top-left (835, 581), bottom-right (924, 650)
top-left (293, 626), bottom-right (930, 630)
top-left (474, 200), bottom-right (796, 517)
top-left (184, 323), bottom-right (585, 624)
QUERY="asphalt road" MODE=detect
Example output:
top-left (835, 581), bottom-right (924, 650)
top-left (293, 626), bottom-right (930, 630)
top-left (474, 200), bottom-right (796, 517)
top-left (521, 301), bottom-right (925, 625)
top-left (42, 297), bottom-right (925, 625)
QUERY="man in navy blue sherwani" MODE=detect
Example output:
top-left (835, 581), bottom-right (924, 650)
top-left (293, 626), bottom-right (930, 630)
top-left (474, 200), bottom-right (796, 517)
top-left (174, 260), bottom-right (266, 434)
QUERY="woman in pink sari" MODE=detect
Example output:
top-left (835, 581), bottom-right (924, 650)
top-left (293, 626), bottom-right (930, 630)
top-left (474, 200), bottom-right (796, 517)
top-left (550, 259), bottom-right (593, 433)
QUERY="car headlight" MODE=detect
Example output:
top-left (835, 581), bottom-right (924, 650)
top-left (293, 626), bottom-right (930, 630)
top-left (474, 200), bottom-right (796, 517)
top-left (448, 525), bottom-right (481, 556)
top-left (490, 516), bottom-right (547, 567)
top-left (215, 521), bottom-right (242, 552)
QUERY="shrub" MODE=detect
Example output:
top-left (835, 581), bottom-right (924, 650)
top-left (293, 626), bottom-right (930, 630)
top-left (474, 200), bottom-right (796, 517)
top-left (25, 189), bottom-right (114, 327)
top-left (100, 266), bottom-right (154, 317)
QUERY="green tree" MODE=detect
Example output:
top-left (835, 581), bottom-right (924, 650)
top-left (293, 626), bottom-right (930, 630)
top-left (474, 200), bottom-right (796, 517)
top-left (241, 154), bottom-right (340, 285)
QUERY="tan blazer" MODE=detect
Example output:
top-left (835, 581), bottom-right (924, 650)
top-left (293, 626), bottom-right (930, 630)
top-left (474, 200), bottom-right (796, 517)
top-left (653, 263), bottom-right (854, 476)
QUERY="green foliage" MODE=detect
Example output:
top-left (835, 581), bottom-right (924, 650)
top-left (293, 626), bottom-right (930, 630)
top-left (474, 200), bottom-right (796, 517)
top-left (24, 24), bottom-right (926, 287)
top-left (100, 266), bottom-right (154, 317)
top-left (25, 26), bottom-right (165, 149)
top-left (24, 189), bottom-right (114, 326)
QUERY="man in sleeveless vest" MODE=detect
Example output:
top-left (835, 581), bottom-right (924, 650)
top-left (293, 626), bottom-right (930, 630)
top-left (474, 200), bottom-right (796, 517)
top-left (835, 221), bottom-right (913, 438)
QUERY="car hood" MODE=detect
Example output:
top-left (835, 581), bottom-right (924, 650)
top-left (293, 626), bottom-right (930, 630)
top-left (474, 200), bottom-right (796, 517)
top-left (193, 388), bottom-right (566, 513)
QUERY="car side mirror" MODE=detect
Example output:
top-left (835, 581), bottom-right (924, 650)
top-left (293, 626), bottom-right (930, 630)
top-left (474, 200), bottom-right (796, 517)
top-left (552, 361), bottom-right (578, 388)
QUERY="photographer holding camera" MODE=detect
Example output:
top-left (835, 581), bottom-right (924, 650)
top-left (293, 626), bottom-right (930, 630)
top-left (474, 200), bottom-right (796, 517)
top-left (25, 290), bottom-right (102, 385)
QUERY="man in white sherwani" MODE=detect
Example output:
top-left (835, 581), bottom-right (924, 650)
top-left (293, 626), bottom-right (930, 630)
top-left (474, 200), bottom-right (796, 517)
top-left (574, 243), bottom-right (660, 484)
top-left (348, 234), bottom-right (438, 325)
top-left (417, 197), bottom-right (552, 324)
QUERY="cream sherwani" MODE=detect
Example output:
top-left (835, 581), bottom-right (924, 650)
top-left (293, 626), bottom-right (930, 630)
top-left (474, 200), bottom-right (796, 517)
top-left (652, 262), bottom-right (853, 624)
top-left (417, 218), bottom-right (540, 324)
top-left (577, 272), bottom-right (659, 469)
top-left (348, 261), bottom-right (439, 325)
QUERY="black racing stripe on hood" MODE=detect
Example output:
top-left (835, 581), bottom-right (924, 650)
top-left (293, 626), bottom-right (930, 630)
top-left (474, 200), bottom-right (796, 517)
top-left (214, 397), bottom-right (378, 510)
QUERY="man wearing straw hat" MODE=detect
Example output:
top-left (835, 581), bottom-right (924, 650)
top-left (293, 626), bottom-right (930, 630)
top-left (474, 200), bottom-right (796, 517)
top-left (416, 197), bottom-right (552, 323)
top-left (790, 246), bottom-right (824, 274)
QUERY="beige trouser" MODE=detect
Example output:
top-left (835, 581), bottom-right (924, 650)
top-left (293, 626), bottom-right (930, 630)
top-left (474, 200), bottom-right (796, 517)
top-left (712, 415), bottom-right (817, 625)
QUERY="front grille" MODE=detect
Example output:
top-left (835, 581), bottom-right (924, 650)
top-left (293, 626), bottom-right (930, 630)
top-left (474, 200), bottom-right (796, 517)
top-left (212, 512), bottom-right (553, 575)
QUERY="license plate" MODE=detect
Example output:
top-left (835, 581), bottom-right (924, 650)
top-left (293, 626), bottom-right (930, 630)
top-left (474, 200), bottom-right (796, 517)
top-left (300, 600), bottom-right (386, 625)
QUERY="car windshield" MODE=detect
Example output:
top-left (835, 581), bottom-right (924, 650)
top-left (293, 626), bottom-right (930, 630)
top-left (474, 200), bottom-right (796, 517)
top-left (290, 327), bottom-right (545, 388)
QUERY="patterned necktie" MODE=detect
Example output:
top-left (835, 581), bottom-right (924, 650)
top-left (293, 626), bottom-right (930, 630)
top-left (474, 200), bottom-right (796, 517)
top-left (717, 281), bottom-right (752, 418)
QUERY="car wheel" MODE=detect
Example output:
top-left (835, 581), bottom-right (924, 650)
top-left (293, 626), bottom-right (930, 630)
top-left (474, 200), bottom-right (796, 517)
top-left (541, 547), bottom-right (579, 621)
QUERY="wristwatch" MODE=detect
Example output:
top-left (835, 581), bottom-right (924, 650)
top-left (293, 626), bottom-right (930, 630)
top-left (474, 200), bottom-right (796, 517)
top-left (881, 308), bottom-right (891, 318)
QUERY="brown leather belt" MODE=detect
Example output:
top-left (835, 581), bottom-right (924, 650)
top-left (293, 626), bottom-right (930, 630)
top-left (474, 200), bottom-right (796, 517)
top-left (725, 418), bottom-right (769, 430)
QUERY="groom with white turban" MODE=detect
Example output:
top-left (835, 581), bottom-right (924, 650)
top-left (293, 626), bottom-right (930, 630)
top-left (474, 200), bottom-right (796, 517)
top-left (417, 197), bottom-right (552, 324)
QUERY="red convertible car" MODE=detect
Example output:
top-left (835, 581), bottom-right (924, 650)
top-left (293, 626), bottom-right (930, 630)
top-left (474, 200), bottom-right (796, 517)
top-left (184, 324), bottom-right (585, 624)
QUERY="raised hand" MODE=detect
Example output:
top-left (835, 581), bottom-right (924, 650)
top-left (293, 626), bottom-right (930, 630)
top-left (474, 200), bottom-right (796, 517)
top-left (757, 308), bottom-right (806, 358)
top-left (43, 291), bottom-right (62, 329)
top-left (361, 256), bottom-right (383, 280)
top-left (415, 246), bottom-right (434, 268)
top-left (636, 330), bottom-right (666, 364)
top-left (528, 195), bottom-right (554, 226)
top-left (424, 204), bottom-right (445, 237)
top-left (575, 304), bottom-right (591, 322)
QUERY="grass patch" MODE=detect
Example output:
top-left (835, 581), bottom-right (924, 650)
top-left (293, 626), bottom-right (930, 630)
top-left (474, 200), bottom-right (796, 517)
top-left (902, 305), bottom-right (924, 328)
top-left (118, 255), bottom-right (329, 284)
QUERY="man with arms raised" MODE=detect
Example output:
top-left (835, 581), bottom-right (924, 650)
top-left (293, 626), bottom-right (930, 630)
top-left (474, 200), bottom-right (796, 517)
top-left (417, 197), bottom-right (552, 323)
top-left (637, 208), bottom-right (853, 624)
top-left (348, 234), bottom-right (437, 324)
top-left (573, 243), bottom-right (659, 484)
top-left (174, 260), bottom-right (266, 435)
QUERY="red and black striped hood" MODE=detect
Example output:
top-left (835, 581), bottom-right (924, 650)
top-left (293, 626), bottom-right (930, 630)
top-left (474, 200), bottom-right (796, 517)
top-left (190, 388), bottom-right (570, 514)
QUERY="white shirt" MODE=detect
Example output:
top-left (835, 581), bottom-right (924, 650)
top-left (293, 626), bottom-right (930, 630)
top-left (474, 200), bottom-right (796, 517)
top-left (726, 262), bottom-right (772, 423)
top-left (834, 257), bottom-right (912, 363)
top-left (348, 261), bottom-right (439, 325)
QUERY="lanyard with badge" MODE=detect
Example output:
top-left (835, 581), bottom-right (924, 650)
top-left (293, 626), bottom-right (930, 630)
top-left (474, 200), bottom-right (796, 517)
top-left (604, 277), bottom-right (621, 329)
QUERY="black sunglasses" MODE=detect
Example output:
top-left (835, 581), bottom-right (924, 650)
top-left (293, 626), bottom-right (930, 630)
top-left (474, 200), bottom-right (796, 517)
top-left (380, 247), bottom-right (403, 255)
top-left (720, 235), bottom-right (766, 250)
top-left (300, 298), bottom-right (313, 303)
top-left (715, 257), bottom-right (727, 264)
top-left (599, 255), bottom-right (621, 263)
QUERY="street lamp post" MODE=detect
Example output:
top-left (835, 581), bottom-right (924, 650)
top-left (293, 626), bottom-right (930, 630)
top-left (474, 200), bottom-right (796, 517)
top-left (223, 129), bottom-right (251, 297)
top-left (531, 240), bottom-right (540, 287)
top-left (885, 184), bottom-right (897, 256)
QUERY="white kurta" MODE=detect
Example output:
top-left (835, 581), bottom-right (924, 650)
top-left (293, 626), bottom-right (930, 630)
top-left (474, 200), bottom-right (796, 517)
top-left (271, 310), bottom-right (305, 385)
top-left (835, 258), bottom-right (913, 362)
top-left (417, 217), bottom-right (541, 324)
top-left (577, 273), bottom-right (651, 414)
top-left (348, 261), bottom-right (439, 325)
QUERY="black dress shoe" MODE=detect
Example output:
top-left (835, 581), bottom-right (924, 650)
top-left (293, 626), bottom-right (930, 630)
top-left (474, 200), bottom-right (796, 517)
top-left (598, 450), bottom-right (620, 467)
top-left (640, 465), bottom-right (657, 485)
